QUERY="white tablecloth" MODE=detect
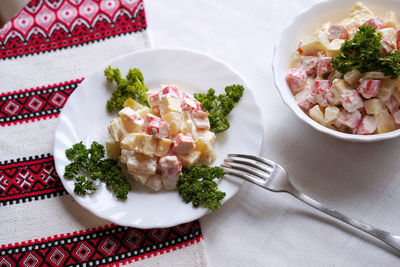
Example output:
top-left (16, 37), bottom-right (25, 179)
top-left (145, 0), bottom-right (400, 265)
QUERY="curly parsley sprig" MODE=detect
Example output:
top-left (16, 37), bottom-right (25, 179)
top-left (177, 165), bottom-right (226, 211)
top-left (64, 141), bottom-right (130, 199)
top-left (332, 25), bottom-right (400, 79)
top-left (194, 85), bottom-right (244, 133)
top-left (104, 66), bottom-right (150, 112)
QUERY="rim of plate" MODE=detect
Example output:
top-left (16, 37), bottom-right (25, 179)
top-left (53, 47), bottom-right (264, 228)
top-left (272, 0), bottom-right (400, 142)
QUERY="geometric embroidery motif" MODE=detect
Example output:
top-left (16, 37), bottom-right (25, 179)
top-left (0, 221), bottom-right (202, 266)
top-left (0, 0), bottom-right (147, 59)
top-left (0, 154), bottom-right (66, 206)
top-left (0, 79), bottom-right (83, 126)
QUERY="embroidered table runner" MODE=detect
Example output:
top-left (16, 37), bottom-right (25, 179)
top-left (0, 1), bottom-right (207, 266)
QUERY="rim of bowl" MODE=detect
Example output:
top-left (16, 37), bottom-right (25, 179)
top-left (272, 0), bottom-right (400, 142)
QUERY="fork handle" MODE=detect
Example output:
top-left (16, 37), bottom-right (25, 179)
top-left (288, 187), bottom-right (400, 252)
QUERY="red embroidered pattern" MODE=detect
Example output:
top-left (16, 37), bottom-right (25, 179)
top-left (0, 0), bottom-right (147, 59)
top-left (0, 221), bottom-right (202, 266)
top-left (0, 79), bottom-right (82, 126)
top-left (0, 154), bottom-right (66, 206)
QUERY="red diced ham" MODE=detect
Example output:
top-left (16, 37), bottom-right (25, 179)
top-left (286, 68), bottom-right (307, 92)
top-left (144, 114), bottom-right (169, 139)
top-left (337, 109), bottom-right (361, 128)
top-left (327, 24), bottom-right (349, 40)
top-left (181, 96), bottom-right (200, 113)
top-left (159, 156), bottom-right (182, 177)
top-left (340, 90), bottom-right (364, 112)
top-left (161, 86), bottom-right (181, 99)
top-left (158, 156), bottom-right (182, 190)
top-left (380, 39), bottom-right (396, 55)
top-left (300, 56), bottom-right (318, 75)
top-left (316, 94), bottom-right (329, 107)
top-left (358, 79), bottom-right (381, 98)
top-left (363, 17), bottom-right (384, 29)
top-left (316, 57), bottom-right (332, 77)
top-left (172, 133), bottom-right (195, 154)
top-left (384, 96), bottom-right (399, 114)
top-left (295, 87), bottom-right (316, 110)
top-left (355, 116), bottom-right (377, 135)
top-left (297, 41), bottom-right (303, 54)
top-left (191, 110), bottom-right (210, 129)
top-left (397, 30), bottom-right (400, 49)
top-left (148, 92), bottom-right (160, 110)
top-left (314, 80), bottom-right (331, 95)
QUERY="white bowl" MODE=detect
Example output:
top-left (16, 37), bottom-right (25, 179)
top-left (272, 0), bottom-right (400, 142)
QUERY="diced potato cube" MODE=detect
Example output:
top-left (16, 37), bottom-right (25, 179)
top-left (119, 107), bottom-right (144, 133)
top-left (382, 11), bottom-right (398, 28)
top-left (343, 69), bottom-right (362, 87)
top-left (123, 98), bottom-right (144, 110)
top-left (163, 175), bottom-right (180, 191)
top-left (182, 117), bottom-right (197, 137)
top-left (364, 99), bottom-right (387, 115)
top-left (120, 149), bottom-right (134, 164)
top-left (327, 39), bottom-right (345, 57)
top-left (146, 174), bottom-right (163, 191)
top-left (376, 111), bottom-right (396, 133)
top-left (320, 21), bottom-right (333, 32)
top-left (106, 140), bottom-right (121, 160)
top-left (133, 173), bottom-right (151, 185)
top-left (377, 28), bottom-right (397, 43)
top-left (162, 112), bottom-right (184, 135)
top-left (178, 150), bottom-right (201, 168)
top-left (109, 118), bottom-right (127, 141)
top-left (378, 79), bottom-right (395, 101)
top-left (300, 31), bottom-right (330, 55)
top-left (324, 105), bottom-right (340, 123)
top-left (159, 96), bottom-right (182, 116)
top-left (392, 86), bottom-right (400, 103)
top-left (154, 138), bottom-right (173, 157)
top-left (332, 79), bottom-right (351, 95)
top-left (127, 153), bottom-right (157, 175)
top-left (349, 2), bottom-right (374, 18)
top-left (137, 107), bottom-right (158, 119)
top-left (309, 105), bottom-right (325, 124)
top-left (362, 71), bottom-right (387, 79)
top-left (393, 110), bottom-right (400, 125)
top-left (195, 131), bottom-right (216, 164)
top-left (121, 133), bottom-right (157, 156)
top-left (289, 51), bottom-right (301, 68)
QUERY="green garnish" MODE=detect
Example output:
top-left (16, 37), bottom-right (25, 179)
top-left (64, 141), bottom-right (130, 199)
top-left (332, 25), bottom-right (400, 79)
top-left (194, 85), bottom-right (244, 133)
top-left (177, 165), bottom-right (226, 211)
top-left (104, 66), bottom-right (150, 112)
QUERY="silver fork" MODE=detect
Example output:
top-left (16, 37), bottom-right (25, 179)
top-left (222, 153), bottom-right (400, 253)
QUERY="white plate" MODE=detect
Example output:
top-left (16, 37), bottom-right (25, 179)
top-left (53, 48), bottom-right (263, 228)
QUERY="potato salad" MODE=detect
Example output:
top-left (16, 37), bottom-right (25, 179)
top-left (106, 85), bottom-right (216, 192)
top-left (286, 2), bottom-right (400, 135)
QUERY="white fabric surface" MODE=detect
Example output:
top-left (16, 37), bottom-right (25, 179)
top-left (145, 0), bottom-right (400, 265)
top-left (0, 3), bottom-right (208, 264)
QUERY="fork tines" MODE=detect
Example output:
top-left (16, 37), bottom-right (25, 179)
top-left (221, 154), bottom-right (274, 186)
